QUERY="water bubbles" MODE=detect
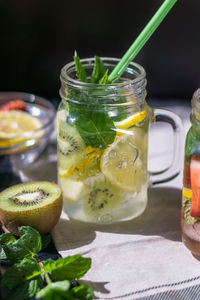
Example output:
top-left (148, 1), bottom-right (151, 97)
top-left (97, 213), bottom-right (113, 223)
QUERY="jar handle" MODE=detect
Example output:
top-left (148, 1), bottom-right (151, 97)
top-left (149, 108), bottom-right (184, 185)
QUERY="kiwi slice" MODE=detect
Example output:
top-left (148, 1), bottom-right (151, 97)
top-left (57, 118), bottom-right (86, 172)
top-left (83, 174), bottom-right (124, 219)
top-left (0, 181), bottom-right (62, 235)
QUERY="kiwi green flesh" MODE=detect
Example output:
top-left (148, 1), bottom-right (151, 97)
top-left (58, 136), bottom-right (82, 156)
top-left (57, 120), bottom-right (85, 155)
top-left (0, 181), bottom-right (61, 212)
top-left (57, 120), bottom-right (86, 171)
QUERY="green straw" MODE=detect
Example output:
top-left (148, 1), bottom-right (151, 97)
top-left (108, 0), bottom-right (178, 82)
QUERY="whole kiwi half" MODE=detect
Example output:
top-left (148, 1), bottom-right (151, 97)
top-left (0, 181), bottom-right (62, 235)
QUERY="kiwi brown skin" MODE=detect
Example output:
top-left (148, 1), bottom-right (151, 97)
top-left (0, 182), bottom-right (63, 235)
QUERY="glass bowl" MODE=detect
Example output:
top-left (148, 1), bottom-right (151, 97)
top-left (0, 92), bottom-right (56, 168)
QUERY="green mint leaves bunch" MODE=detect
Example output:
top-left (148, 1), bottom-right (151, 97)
top-left (0, 226), bottom-right (93, 300)
top-left (74, 51), bottom-right (109, 84)
top-left (66, 52), bottom-right (125, 150)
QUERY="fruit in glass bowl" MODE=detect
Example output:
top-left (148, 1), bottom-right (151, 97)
top-left (0, 92), bottom-right (56, 166)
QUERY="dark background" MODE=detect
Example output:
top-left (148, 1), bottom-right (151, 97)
top-left (0, 0), bottom-right (199, 102)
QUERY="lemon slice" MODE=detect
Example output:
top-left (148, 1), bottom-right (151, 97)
top-left (0, 110), bottom-right (42, 148)
top-left (100, 134), bottom-right (142, 192)
top-left (114, 110), bottom-right (147, 130)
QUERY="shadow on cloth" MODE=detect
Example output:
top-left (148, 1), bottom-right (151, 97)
top-left (53, 186), bottom-right (182, 252)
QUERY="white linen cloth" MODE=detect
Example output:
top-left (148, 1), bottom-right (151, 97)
top-left (20, 99), bottom-right (200, 299)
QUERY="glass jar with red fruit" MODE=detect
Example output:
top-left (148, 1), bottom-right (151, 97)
top-left (182, 89), bottom-right (200, 257)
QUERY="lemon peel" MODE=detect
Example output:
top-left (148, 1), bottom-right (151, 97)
top-left (182, 187), bottom-right (192, 199)
top-left (114, 110), bottom-right (146, 135)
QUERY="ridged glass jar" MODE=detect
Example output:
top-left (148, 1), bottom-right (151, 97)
top-left (57, 57), bottom-right (183, 224)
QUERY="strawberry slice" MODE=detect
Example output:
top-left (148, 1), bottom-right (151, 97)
top-left (0, 100), bottom-right (26, 111)
top-left (190, 156), bottom-right (200, 217)
top-left (183, 163), bottom-right (191, 188)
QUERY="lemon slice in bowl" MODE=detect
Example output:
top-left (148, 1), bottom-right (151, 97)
top-left (100, 134), bottom-right (142, 193)
top-left (0, 110), bottom-right (42, 148)
top-left (114, 110), bottom-right (146, 130)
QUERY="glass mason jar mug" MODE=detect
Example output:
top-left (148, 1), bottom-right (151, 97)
top-left (57, 58), bottom-right (183, 224)
top-left (182, 89), bottom-right (200, 257)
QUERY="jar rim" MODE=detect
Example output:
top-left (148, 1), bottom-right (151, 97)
top-left (60, 57), bottom-right (146, 88)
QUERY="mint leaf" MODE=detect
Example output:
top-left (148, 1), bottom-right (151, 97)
top-left (6, 278), bottom-right (42, 300)
top-left (0, 233), bottom-right (15, 260)
top-left (74, 111), bottom-right (116, 149)
top-left (67, 284), bottom-right (94, 300)
top-left (2, 241), bottom-right (31, 263)
top-left (18, 226), bottom-right (42, 253)
top-left (0, 232), bottom-right (15, 246)
top-left (28, 278), bottom-right (43, 297)
top-left (1, 258), bottom-right (41, 288)
top-left (99, 69), bottom-right (109, 84)
top-left (74, 51), bottom-right (87, 82)
top-left (90, 56), bottom-right (106, 83)
top-left (43, 255), bottom-right (91, 281)
top-left (107, 96), bottom-right (127, 122)
top-left (1, 226), bottom-right (41, 263)
top-left (36, 280), bottom-right (70, 300)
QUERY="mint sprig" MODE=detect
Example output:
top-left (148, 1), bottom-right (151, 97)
top-left (0, 226), bottom-right (94, 300)
top-left (43, 255), bottom-right (91, 281)
top-left (67, 52), bottom-right (128, 149)
top-left (0, 226), bottom-right (41, 263)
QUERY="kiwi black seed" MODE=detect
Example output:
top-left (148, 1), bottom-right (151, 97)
top-left (58, 134), bottom-right (81, 156)
top-left (0, 181), bottom-right (62, 235)
top-left (83, 175), bottom-right (124, 218)
top-left (10, 189), bottom-right (49, 206)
